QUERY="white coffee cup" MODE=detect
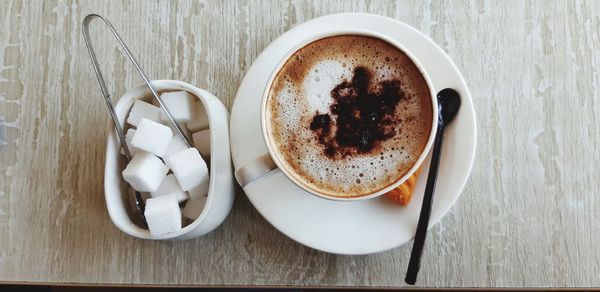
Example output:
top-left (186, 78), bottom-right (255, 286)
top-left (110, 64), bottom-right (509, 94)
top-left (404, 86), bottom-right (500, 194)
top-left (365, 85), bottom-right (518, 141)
top-left (235, 30), bottom-right (438, 201)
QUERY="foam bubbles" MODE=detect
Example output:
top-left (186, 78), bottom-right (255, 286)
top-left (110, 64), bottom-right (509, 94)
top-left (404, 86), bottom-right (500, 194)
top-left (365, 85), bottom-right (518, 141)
top-left (303, 60), bottom-right (350, 114)
top-left (266, 35), bottom-right (432, 198)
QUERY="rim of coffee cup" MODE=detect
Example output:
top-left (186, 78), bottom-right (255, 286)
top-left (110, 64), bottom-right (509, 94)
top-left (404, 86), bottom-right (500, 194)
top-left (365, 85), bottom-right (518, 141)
top-left (260, 29), bottom-right (439, 201)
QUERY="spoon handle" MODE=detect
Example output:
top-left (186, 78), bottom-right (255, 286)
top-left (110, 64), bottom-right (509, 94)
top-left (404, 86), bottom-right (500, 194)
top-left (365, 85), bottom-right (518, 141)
top-left (405, 122), bottom-right (445, 285)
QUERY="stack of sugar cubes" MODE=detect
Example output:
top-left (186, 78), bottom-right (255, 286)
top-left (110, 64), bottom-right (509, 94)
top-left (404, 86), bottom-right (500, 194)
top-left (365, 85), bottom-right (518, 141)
top-left (120, 91), bottom-right (211, 237)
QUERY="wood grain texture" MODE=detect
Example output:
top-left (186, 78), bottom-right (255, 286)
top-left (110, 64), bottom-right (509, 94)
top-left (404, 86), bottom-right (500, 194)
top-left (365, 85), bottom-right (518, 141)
top-left (1, 0), bottom-right (599, 288)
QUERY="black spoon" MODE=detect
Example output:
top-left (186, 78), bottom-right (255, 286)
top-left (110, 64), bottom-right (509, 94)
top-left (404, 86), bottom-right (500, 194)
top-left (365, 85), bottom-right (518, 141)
top-left (405, 88), bottom-right (461, 285)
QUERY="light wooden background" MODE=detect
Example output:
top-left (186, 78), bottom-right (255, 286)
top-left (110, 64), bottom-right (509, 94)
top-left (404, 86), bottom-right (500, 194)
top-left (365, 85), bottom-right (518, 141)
top-left (1, 0), bottom-right (599, 288)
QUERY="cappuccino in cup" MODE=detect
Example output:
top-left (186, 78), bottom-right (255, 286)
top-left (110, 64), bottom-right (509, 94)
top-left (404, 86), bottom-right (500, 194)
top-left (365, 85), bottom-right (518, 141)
top-left (264, 35), bottom-right (433, 198)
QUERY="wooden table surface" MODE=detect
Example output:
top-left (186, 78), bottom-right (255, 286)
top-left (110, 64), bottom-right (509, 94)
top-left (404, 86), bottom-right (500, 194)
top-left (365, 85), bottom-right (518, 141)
top-left (1, 0), bottom-right (599, 288)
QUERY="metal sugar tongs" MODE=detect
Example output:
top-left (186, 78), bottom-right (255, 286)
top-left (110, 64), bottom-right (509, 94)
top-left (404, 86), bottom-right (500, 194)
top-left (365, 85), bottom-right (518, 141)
top-left (82, 14), bottom-right (196, 228)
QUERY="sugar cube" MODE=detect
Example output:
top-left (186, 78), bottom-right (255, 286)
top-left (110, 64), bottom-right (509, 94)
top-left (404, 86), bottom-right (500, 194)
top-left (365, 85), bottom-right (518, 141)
top-left (159, 91), bottom-right (197, 123)
top-left (131, 118), bottom-right (173, 157)
top-left (163, 133), bottom-right (189, 160)
top-left (166, 148), bottom-right (209, 191)
top-left (122, 152), bottom-right (169, 192)
top-left (182, 196), bottom-right (207, 220)
top-left (186, 102), bottom-right (209, 132)
top-left (192, 129), bottom-right (211, 157)
top-left (127, 99), bottom-right (162, 126)
top-left (188, 183), bottom-right (209, 200)
top-left (120, 128), bottom-right (141, 156)
top-left (150, 174), bottom-right (189, 203)
top-left (145, 194), bottom-right (182, 237)
top-left (165, 121), bottom-right (192, 142)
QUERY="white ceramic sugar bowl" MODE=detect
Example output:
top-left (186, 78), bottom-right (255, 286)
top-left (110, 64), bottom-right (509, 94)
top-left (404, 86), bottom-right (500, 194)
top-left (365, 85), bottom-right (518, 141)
top-left (104, 80), bottom-right (234, 240)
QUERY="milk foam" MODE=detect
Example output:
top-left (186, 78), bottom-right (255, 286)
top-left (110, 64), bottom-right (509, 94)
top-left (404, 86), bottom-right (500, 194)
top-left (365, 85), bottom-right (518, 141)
top-left (266, 35), bottom-right (432, 198)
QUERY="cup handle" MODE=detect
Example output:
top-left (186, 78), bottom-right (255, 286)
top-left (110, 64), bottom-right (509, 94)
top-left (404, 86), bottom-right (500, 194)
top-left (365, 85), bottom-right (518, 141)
top-left (235, 153), bottom-right (278, 187)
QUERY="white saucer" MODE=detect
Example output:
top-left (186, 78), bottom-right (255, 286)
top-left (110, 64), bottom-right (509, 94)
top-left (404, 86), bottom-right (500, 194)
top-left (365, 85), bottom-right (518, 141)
top-left (230, 13), bottom-right (477, 255)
